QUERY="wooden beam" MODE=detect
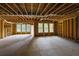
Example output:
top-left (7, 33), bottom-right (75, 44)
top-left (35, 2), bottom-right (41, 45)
top-left (31, 3), bottom-right (33, 15)
top-left (45, 3), bottom-right (58, 15)
top-left (0, 4), bottom-right (13, 15)
top-left (17, 16), bottom-right (24, 22)
top-left (5, 3), bottom-right (18, 15)
top-left (40, 3), bottom-right (50, 15)
top-left (13, 3), bottom-right (23, 15)
top-left (51, 4), bottom-right (66, 14)
top-left (22, 16), bottom-right (28, 21)
top-left (20, 16), bottom-right (26, 22)
top-left (64, 7), bottom-right (79, 14)
top-left (23, 16), bottom-right (28, 20)
top-left (56, 4), bottom-right (74, 14)
top-left (60, 5), bottom-right (79, 15)
top-left (36, 3), bottom-right (41, 15)
top-left (23, 3), bottom-right (28, 15)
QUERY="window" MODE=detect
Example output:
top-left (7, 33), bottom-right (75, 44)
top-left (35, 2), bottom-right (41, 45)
top-left (27, 24), bottom-right (31, 32)
top-left (44, 23), bottom-right (48, 32)
top-left (16, 24), bottom-right (21, 32)
top-left (49, 23), bottom-right (54, 32)
top-left (38, 23), bottom-right (54, 33)
top-left (38, 23), bottom-right (43, 33)
top-left (22, 24), bottom-right (26, 32)
top-left (16, 24), bottom-right (31, 33)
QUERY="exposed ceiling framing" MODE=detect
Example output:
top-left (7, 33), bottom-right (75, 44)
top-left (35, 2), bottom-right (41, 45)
top-left (0, 3), bottom-right (79, 15)
top-left (0, 3), bottom-right (79, 23)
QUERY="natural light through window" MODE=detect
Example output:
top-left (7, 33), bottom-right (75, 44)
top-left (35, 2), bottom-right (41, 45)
top-left (38, 23), bottom-right (54, 33)
top-left (22, 24), bottom-right (26, 32)
top-left (27, 24), bottom-right (31, 32)
top-left (49, 23), bottom-right (54, 32)
top-left (38, 23), bottom-right (43, 33)
top-left (44, 23), bottom-right (48, 32)
top-left (16, 24), bottom-right (31, 33)
top-left (16, 24), bottom-right (21, 32)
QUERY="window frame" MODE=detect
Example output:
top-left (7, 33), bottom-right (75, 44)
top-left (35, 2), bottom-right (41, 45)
top-left (16, 24), bottom-right (31, 33)
top-left (38, 23), bottom-right (54, 33)
top-left (49, 23), bottom-right (54, 32)
top-left (38, 23), bottom-right (43, 33)
top-left (16, 24), bottom-right (22, 32)
top-left (44, 23), bottom-right (49, 33)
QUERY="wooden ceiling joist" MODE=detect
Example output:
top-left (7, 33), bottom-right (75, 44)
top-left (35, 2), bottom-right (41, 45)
top-left (0, 4), bottom-right (13, 15)
top-left (36, 3), bottom-right (41, 15)
top-left (0, 3), bottom-right (79, 23)
top-left (63, 7), bottom-right (79, 15)
top-left (31, 3), bottom-right (33, 15)
top-left (5, 4), bottom-right (18, 15)
top-left (56, 4), bottom-right (74, 14)
top-left (51, 3), bottom-right (66, 14)
top-left (60, 5), bottom-right (79, 15)
top-left (13, 3), bottom-right (23, 15)
top-left (23, 3), bottom-right (28, 15)
top-left (45, 3), bottom-right (58, 15)
top-left (0, 3), bottom-right (79, 16)
top-left (40, 3), bottom-right (50, 15)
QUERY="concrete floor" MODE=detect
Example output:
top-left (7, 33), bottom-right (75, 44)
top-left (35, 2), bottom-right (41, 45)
top-left (0, 34), bottom-right (33, 56)
top-left (17, 36), bottom-right (79, 56)
top-left (0, 35), bottom-right (79, 56)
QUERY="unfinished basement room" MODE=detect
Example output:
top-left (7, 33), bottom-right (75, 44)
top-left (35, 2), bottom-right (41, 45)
top-left (0, 3), bottom-right (79, 56)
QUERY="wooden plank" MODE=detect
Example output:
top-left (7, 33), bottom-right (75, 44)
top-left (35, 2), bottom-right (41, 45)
top-left (6, 4), bottom-right (18, 15)
top-left (56, 4), bottom-right (74, 14)
top-left (13, 3), bottom-right (23, 15)
top-left (31, 3), bottom-right (33, 15)
top-left (51, 4), bottom-right (66, 14)
top-left (45, 3), bottom-right (58, 15)
top-left (73, 18), bottom-right (77, 40)
top-left (36, 3), bottom-right (41, 15)
top-left (40, 3), bottom-right (50, 15)
top-left (69, 19), bottom-right (73, 39)
top-left (60, 5), bottom-right (79, 15)
top-left (0, 4), bottom-right (13, 15)
top-left (23, 3), bottom-right (28, 15)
